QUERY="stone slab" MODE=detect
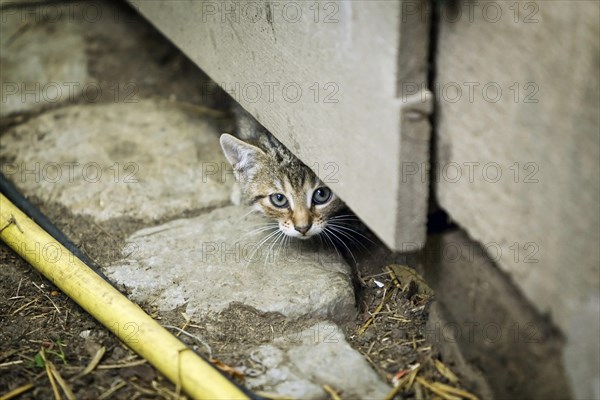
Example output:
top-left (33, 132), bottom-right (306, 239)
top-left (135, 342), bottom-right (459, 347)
top-left (105, 205), bottom-right (356, 322)
top-left (0, 2), bottom-right (90, 117)
top-left (0, 100), bottom-right (233, 221)
top-left (243, 322), bottom-right (390, 399)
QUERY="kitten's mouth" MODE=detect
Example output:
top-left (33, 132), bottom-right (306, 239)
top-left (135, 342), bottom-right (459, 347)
top-left (282, 230), bottom-right (313, 239)
top-left (280, 224), bottom-right (320, 239)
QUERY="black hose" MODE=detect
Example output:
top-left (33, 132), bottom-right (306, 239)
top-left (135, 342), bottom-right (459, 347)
top-left (0, 171), bottom-right (110, 281)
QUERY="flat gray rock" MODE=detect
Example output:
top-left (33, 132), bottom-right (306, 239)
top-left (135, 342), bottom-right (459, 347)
top-left (0, 5), bottom-right (89, 117)
top-left (105, 206), bottom-right (356, 322)
top-left (244, 322), bottom-right (391, 399)
top-left (0, 100), bottom-right (233, 221)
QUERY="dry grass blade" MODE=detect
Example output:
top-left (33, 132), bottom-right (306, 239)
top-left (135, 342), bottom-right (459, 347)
top-left (383, 382), bottom-right (403, 400)
top-left (41, 350), bottom-right (62, 400)
top-left (98, 379), bottom-right (127, 400)
top-left (413, 382), bottom-right (424, 399)
top-left (387, 316), bottom-right (411, 323)
top-left (0, 360), bottom-right (23, 368)
top-left (434, 359), bottom-right (459, 384)
top-left (32, 282), bottom-right (61, 314)
top-left (48, 362), bottom-right (76, 400)
top-left (75, 346), bottom-right (106, 378)
top-left (384, 364), bottom-right (420, 400)
top-left (11, 299), bottom-right (37, 316)
top-left (0, 383), bottom-right (34, 400)
top-left (322, 384), bottom-right (342, 400)
top-left (386, 264), bottom-right (433, 297)
top-left (0, 349), bottom-right (19, 362)
top-left (415, 376), bottom-right (461, 400)
top-left (254, 391), bottom-right (295, 400)
top-left (358, 286), bottom-right (397, 335)
top-left (177, 312), bottom-right (192, 337)
top-left (151, 380), bottom-right (186, 400)
top-left (386, 265), bottom-right (403, 289)
top-left (430, 382), bottom-right (480, 400)
top-left (405, 365), bottom-right (420, 391)
top-left (127, 379), bottom-right (160, 396)
top-left (163, 325), bottom-right (212, 359)
top-left (96, 359), bottom-right (147, 369)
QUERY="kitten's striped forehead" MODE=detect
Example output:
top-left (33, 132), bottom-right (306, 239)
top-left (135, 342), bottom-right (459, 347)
top-left (280, 170), bottom-right (320, 208)
top-left (273, 178), bottom-right (284, 192)
top-left (283, 164), bottom-right (316, 190)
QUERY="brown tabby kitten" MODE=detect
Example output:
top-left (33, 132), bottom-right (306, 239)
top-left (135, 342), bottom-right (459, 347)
top-left (219, 106), bottom-right (346, 240)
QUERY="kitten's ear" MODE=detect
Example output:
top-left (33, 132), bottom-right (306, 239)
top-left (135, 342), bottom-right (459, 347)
top-left (220, 133), bottom-right (265, 177)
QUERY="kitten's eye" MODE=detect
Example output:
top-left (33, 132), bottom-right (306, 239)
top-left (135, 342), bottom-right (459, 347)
top-left (312, 187), bottom-right (332, 205)
top-left (269, 193), bottom-right (289, 208)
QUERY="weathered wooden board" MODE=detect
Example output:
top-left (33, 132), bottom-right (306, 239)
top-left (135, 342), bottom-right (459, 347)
top-left (128, 0), bottom-right (432, 250)
top-left (434, 2), bottom-right (599, 397)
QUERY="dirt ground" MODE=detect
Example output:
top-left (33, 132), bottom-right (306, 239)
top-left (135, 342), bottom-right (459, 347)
top-left (1, 1), bottom-right (478, 398)
top-left (0, 197), bottom-right (472, 399)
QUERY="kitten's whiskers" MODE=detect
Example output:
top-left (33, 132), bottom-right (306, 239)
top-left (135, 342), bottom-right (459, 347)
top-left (320, 229), bottom-right (342, 261)
top-left (276, 233), bottom-right (290, 262)
top-left (329, 214), bottom-right (360, 222)
top-left (236, 209), bottom-right (259, 222)
top-left (323, 227), bottom-right (357, 264)
top-left (239, 224), bottom-right (279, 240)
top-left (264, 231), bottom-right (285, 265)
top-left (245, 228), bottom-right (281, 267)
top-left (326, 225), bottom-right (369, 251)
top-left (326, 222), bottom-right (375, 247)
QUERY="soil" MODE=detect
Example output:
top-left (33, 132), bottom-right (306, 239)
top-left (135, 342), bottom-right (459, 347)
top-left (0, 198), bottom-right (474, 399)
top-left (0, 1), bottom-right (477, 399)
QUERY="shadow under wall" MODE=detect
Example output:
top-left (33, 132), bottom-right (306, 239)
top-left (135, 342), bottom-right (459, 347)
top-left (418, 229), bottom-right (572, 399)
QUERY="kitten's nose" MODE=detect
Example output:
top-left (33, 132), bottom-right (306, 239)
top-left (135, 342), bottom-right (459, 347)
top-left (294, 225), bottom-right (311, 235)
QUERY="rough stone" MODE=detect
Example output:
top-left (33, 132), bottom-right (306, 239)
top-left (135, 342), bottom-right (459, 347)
top-left (0, 3), bottom-right (90, 117)
top-left (0, 100), bottom-right (233, 221)
top-left (243, 322), bottom-right (390, 399)
top-left (105, 206), bottom-right (356, 322)
top-left (1, 0), bottom-right (229, 117)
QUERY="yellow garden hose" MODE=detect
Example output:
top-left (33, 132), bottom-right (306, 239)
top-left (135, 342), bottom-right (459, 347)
top-left (0, 193), bottom-right (250, 400)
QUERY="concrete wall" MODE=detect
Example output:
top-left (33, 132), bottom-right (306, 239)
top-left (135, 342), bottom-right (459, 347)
top-left (128, 0), bottom-right (432, 251)
top-left (420, 230), bottom-right (571, 399)
top-left (434, 1), bottom-right (599, 398)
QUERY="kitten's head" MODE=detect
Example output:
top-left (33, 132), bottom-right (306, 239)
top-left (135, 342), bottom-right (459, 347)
top-left (220, 133), bottom-right (345, 239)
